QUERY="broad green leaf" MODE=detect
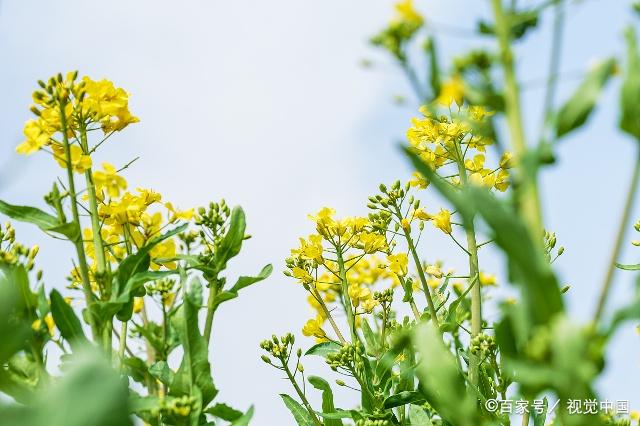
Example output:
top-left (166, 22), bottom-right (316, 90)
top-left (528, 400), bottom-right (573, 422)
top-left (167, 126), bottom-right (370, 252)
top-left (148, 361), bottom-right (174, 386)
top-left (170, 279), bottom-right (217, 415)
top-left (205, 402), bottom-right (243, 421)
top-left (383, 391), bottom-right (426, 409)
top-left (308, 376), bottom-right (342, 426)
top-left (408, 405), bottom-right (433, 426)
top-left (0, 200), bottom-right (80, 241)
top-left (50, 289), bottom-right (87, 350)
top-left (230, 406), bottom-right (254, 426)
top-left (555, 58), bottom-right (616, 138)
top-left (360, 318), bottom-right (379, 355)
top-left (215, 206), bottom-right (246, 271)
top-left (620, 27), bottom-right (640, 141)
top-left (305, 341), bottom-right (342, 358)
top-left (0, 275), bottom-right (30, 363)
top-left (280, 394), bottom-right (317, 426)
top-left (413, 323), bottom-right (477, 426)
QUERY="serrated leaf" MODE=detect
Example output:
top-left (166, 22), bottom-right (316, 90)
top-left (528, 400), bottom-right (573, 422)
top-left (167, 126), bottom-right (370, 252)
top-left (555, 58), bottom-right (616, 138)
top-left (50, 289), bottom-right (87, 350)
top-left (213, 264), bottom-right (272, 309)
top-left (280, 394), bottom-right (317, 426)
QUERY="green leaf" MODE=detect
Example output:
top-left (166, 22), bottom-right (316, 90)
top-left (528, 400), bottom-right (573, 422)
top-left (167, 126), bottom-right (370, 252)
top-left (148, 361), bottom-right (174, 386)
top-left (408, 405), bottom-right (433, 426)
top-left (170, 279), bottom-right (217, 414)
top-left (205, 402), bottom-right (243, 421)
top-left (383, 391), bottom-right (426, 409)
top-left (230, 406), bottom-right (254, 426)
top-left (213, 264), bottom-right (272, 308)
top-left (280, 394), bottom-right (316, 426)
top-left (0, 200), bottom-right (80, 241)
top-left (305, 341), bottom-right (342, 358)
top-left (308, 376), bottom-right (342, 426)
top-left (49, 289), bottom-right (87, 350)
top-left (360, 318), bottom-right (379, 355)
top-left (555, 58), bottom-right (616, 138)
top-left (413, 323), bottom-right (477, 426)
top-left (620, 27), bottom-right (640, 140)
top-left (215, 206), bottom-right (246, 271)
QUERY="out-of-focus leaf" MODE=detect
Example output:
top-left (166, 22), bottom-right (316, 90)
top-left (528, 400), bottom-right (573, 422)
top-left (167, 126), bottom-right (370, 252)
top-left (409, 405), bottom-right (433, 425)
top-left (616, 263), bottom-right (640, 270)
top-left (413, 323), bottom-right (477, 426)
top-left (308, 376), bottom-right (342, 426)
top-left (0, 348), bottom-right (133, 426)
top-left (0, 200), bottom-right (79, 241)
top-left (148, 361), bottom-right (174, 386)
top-left (215, 206), bottom-right (246, 271)
top-left (425, 36), bottom-right (441, 96)
top-left (555, 58), bottom-right (616, 138)
top-left (620, 27), bottom-right (640, 141)
top-left (532, 397), bottom-right (548, 426)
top-left (50, 289), bottom-right (86, 350)
top-left (280, 394), bottom-right (316, 426)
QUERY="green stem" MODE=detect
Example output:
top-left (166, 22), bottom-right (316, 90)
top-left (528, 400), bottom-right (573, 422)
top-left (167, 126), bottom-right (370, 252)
top-left (521, 410), bottom-right (530, 426)
top-left (453, 142), bottom-right (482, 386)
top-left (336, 249), bottom-right (359, 343)
top-left (310, 286), bottom-right (347, 344)
top-left (394, 205), bottom-right (440, 329)
top-left (281, 358), bottom-right (322, 426)
top-left (539, 0), bottom-right (565, 143)
top-left (593, 148), bottom-right (640, 323)
top-left (58, 102), bottom-right (100, 341)
top-left (118, 321), bottom-right (128, 368)
top-left (491, 0), bottom-right (544, 242)
top-left (204, 279), bottom-right (219, 345)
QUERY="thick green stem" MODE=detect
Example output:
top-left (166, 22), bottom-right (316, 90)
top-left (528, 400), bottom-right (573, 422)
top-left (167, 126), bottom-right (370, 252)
top-left (282, 359), bottom-right (322, 426)
top-left (118, 321), bottom-right (128, 368)
top-left (593, 148), bottom-right (640, 323)
top-left (204, 278), bottom-right (219, 345)
top-left (394, 206), bottom-right (440, 329)
top-left (491, 0), bottom-right (544, 242)
top-left (58, 103), bottom-right (100, 341)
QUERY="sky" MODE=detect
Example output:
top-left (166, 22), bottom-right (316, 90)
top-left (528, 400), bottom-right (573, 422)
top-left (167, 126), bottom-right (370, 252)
top-left (0, 0), bottom-right (639, 424)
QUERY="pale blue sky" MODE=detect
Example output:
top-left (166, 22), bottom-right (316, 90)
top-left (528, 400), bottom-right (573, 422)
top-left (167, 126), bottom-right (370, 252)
top-left (0, 0), bottom-right (638, 424)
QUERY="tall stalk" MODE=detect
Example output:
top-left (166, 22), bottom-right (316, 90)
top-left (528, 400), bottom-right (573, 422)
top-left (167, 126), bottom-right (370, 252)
top-left (337, 249), bottom-right (359, 342)
top-left (491, 0), bottom-right (544, 243)
top-left (58, 102), bottom-right (100, 341)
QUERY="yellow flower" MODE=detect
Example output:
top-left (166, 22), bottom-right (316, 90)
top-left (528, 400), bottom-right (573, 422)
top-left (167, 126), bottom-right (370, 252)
top-left (427, 278), bottom-right (441, 289)
top-left (393, 0), bottom-right (424, 27)
top-left (81, 76), bottom-right (139, 133)
top-left (93, 162), bottom-right (127, 198)
top-left (292, 235), bottom-right (324, 263)
top-left (412, 208), bottom-right (431, 221)
top-left (408, 172), bottom-right (429, 189)
top-left (150, 239), bottom-right (177, 270)
top-left (499, 152), bottom-right (513, 169)
top-left (494, 169), bottom-right (510, 192)
top-left (44, 313), bottom-right (55, 336)
top-left (425, 264), bottom-right (443, 278)
top-left (292, 267), bottom-right (314, 284)
top-left (133, 297), bottom-right (144, 313)
top-left (302, 317), bottom-right (327, 339)
top-left (51, 143), bottom-right (92, 173)
top-left (16, 119), bottom-right (51, 154)
top-left (387, 253), bottom-right (409, 276)
top-left (432, 208), bottom-right (452, 234)
top-left (358, 232), bottom-right (387, 254)
top-left (165, 202), bottom-right (194, 223)
top-left (436, 75), bottom-right (464, 107)
top-left (479, 271), bottom-right (497, 287)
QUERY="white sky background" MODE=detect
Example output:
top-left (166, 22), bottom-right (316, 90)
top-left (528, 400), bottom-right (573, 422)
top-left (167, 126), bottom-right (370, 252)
top-left (0, 0), bottom-right (639, 424)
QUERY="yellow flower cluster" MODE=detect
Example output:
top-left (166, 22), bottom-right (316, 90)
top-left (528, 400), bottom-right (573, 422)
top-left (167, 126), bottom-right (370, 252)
top-left (392, 0), bottom-right (424, 28)
top-left (16, 72), bottom-right (138, 174)
top-left (407, 105), bottom-right (512, 192)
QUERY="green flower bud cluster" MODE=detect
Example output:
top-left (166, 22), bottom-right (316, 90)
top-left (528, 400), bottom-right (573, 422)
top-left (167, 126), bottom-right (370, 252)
top-left (373, 288), bottom-right (394, 304)
top-left (543, 230), bottom-right (564, 263)
top-left (195, 200), bottom-right (232, 260)
top-left (355, 417), bottom-right (392, 426)
top-left (0, 223), bottom-right (39, 270)
top-left (327, 343), bottom-right (366, 376)
top-left (147, 278), bottom-right (175, 295)
top-left (260, 333), bottom-right (295, 361)
top-left (33, 71), bottom-right (81, 107)
top-left (469, 333), bottom-right (496, 357)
